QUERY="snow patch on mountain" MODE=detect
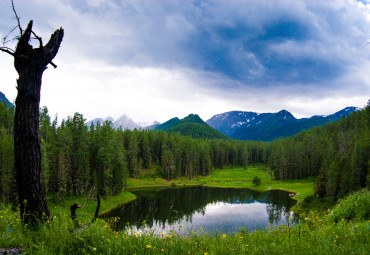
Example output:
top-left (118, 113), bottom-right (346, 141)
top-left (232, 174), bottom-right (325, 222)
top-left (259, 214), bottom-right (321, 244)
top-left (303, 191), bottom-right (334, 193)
top-left (87, 115), bottom-right (160, 130)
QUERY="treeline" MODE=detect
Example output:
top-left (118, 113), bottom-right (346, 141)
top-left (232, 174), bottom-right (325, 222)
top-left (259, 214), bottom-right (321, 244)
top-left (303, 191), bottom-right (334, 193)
top-left (269, 102), bottom-right (369, 201)
top-left (0, 103), bottom-right (266, 203)
top-left (1, 100), bottom-right (368, 204)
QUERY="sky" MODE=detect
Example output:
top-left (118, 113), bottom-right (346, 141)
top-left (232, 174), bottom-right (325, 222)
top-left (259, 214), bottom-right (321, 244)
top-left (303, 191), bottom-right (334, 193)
top-left (0, 0), bottom-right (370, 124)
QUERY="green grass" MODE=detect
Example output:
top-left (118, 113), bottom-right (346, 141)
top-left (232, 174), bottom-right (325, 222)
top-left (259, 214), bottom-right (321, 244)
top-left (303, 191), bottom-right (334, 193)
top-left (0, 173), bottom-right (368, 254)
top-left (0, 202), bottom-right (369, 254)
top-left (47, 191), bottom-right (136, 223)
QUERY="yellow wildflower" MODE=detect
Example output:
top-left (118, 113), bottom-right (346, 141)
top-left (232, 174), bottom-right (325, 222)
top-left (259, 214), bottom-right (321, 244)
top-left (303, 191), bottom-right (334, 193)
top-left (23, 199), bottom-right (27, 204)
top-left (146, 245), bottom-right (152, 249)
top-left (240, 237), bottom-right (244, 239)
top-left (160, 232), bottom-right (164, 236)
top-left (161, 249), bottom-right (164, 252)
top-left (223, 234), bottom-right (226, 238)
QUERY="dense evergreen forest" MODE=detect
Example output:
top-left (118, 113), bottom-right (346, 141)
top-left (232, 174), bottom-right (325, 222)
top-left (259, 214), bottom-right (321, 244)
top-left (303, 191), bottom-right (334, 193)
top-left (0, 100), bottom-right (368, 204)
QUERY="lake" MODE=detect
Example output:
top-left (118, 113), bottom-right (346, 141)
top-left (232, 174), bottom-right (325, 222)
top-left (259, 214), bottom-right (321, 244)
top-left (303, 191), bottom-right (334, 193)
top-left (102, 186), bottom-right (298, 234)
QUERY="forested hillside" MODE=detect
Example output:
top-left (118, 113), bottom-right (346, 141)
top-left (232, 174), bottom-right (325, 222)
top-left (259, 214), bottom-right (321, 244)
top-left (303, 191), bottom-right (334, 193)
top-left (0, 92), bottom-right (12, 107)
top-left (156, 114), bottom-right (228, 139)
top-left (0, 101), bottom-right (368, 204)
top-left (269, 102), bottom-right (369, 201)
top-left (207, 107), bottom-right (360, 141)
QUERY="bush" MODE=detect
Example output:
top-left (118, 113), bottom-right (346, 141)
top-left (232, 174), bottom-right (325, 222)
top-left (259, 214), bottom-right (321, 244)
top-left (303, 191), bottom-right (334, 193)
top-left (252, 176), bottom-right (261, 186)
top-left (327, 188), bottom-right (370, 222)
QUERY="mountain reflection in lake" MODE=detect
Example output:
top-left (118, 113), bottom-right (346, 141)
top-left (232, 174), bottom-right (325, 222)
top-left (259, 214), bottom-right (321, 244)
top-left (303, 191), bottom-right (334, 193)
top-left (102, 186), bottom-right (298, 234)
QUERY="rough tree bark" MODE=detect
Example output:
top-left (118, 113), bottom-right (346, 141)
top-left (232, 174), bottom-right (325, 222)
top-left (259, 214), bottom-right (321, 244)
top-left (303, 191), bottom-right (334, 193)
top-left (1, 16), bottom-right (64, 225)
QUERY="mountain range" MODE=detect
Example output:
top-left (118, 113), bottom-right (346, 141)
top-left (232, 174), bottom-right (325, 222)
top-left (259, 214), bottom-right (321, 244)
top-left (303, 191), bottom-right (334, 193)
top-left (86, 115), bottom-right (160, 130)
top-left (206, 107), bottom-right (361, 141)
top-left (0, 91), bottom-right (360, 141)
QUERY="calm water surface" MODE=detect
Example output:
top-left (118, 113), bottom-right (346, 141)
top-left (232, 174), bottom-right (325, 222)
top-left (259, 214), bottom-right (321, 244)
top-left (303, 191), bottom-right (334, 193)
top-left (103, 186), bottom-right (298, 234)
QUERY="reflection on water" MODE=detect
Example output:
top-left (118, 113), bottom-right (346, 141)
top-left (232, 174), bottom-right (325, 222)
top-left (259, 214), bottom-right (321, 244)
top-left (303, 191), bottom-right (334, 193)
top-left (102, 186), bottom-right (298, 233)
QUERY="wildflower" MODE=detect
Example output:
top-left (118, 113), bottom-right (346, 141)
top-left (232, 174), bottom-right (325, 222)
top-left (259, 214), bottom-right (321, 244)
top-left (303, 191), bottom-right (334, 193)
top-left (160, 232), bottom-right (164, 236)
top-left (223, 234), bottom-right (226, 238)
top-left (0, 216), bottom-right (3, 220)
top-left (204, 253), bottom-right (208, 255)
top-left (245, 244), bottom-right (249, 248)
top-left (240, 237), bottom-right (244, 239)
top-left (23, 199), bottom-right (27, 204)
top-left (146, 245), bottom-right (152, 249)
top-left (161, 249), bottom-right (164, 252)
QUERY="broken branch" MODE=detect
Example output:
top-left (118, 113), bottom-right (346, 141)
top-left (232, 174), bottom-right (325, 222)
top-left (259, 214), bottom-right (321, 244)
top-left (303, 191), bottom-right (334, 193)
top-left (11, 0), bottom-right (22, 35)
top-left (31, 30), bottom-right (43, 48)
top-left (0, 47), bottom-right (15, 56)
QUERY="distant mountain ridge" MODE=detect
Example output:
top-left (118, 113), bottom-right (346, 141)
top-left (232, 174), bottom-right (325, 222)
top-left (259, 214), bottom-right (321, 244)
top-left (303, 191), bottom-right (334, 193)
top-left (0, 91), bottom-right (12, 107)
top-left (156, 113), bottom-right (228, 139)
top-left (87, 115), bottom-right (159, 130)
top-left (206, 107), bottom-right (361, 141)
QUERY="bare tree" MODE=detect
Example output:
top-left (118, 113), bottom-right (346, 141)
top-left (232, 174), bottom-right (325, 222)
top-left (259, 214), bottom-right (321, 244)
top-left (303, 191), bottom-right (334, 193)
top-left (0, 0), bottom-right (64, 225)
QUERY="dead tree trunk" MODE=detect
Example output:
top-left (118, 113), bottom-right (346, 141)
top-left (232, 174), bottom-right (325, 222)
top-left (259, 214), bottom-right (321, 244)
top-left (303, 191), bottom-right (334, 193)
top-left (1, 19), bottom-right (63, 225)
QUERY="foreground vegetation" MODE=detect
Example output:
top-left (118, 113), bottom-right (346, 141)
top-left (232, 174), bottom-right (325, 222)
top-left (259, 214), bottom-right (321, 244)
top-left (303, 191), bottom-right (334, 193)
top-left (1, 189), bottom-right (368, 254)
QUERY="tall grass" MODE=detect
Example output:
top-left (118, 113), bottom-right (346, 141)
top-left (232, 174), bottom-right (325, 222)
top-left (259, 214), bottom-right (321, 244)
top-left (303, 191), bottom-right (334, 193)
top-left (1, 192), bottom-right (369, 254)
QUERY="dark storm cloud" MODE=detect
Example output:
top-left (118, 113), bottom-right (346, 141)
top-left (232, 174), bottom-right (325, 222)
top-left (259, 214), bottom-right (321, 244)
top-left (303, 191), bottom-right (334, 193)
top-left (48, 0), bottom-right (369, 89)
top-left (4, 0), bottom-right (367, 88)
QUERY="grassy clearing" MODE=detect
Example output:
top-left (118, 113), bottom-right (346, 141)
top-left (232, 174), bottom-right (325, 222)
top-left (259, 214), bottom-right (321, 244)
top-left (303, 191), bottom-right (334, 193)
top-left (196, 165), bottom-right (315, 202)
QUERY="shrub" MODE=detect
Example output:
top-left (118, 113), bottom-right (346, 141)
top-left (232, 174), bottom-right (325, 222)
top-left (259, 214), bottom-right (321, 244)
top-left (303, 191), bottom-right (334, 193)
top-left (252, 176), bottom-right (261, 186)
top-left (327, 188), bottom-right (370, 222)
